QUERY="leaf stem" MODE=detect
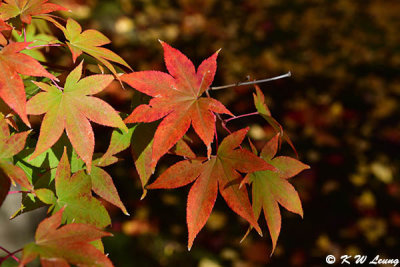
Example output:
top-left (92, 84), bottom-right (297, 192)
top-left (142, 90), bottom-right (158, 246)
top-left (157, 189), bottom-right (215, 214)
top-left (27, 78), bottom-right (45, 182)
top-left (8, 190), bottom-right (30, 194)
top-left (214, 114), bottom-right (219, 151)
top-left (0, 247), bottom-right (21, 263)
top-left (225, 112), bottom-right (259, 123)
top-left (26, 43), bottom-right (62, 50)
top-left (210, 72), bottom-right (291, 91)
top-left (205, 89), bottom-right (232, 134)
top-left (23, 27), bottom-right (26, 43)
top-left (51, 79), bottom-right (63, 91)
top-left (220, 119), bottom-right (232, 134)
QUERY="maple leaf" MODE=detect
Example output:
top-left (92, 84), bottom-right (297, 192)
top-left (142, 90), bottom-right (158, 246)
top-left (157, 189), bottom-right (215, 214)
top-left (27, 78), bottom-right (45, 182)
top-left (122, 41), bottom-right (233, 168)
top-left (90, 155), bottom-right (129, 216)
top-left (241, 133), bottom-right (309, 253)
top-left (0, 19), bottom-right (12, 46)
top-left (20, 207), bottom-right (114, 267)
top-left (12, 23), bottom-right (60, 62)
top-left (147, 128), bottom-right (277, 250)
top-left (171, 137), bottom-right (197, 159)
top-left (26, 61), bottom-right (127, 173)
top-left (0, 42), bottom-right (57, 126)
top-left (99, 126), bottom-right (138, 165)
top-left (13, 135), bottom-right (127, 217)
top-left (98, 123), bottom-right (157, 200)
top-left (0, 0), bottom-right (67, 25)
top-left (0, 113), bottom-right (32, 192)
top-left (35, 148), bottom-right (111, 228)
top-left (44, 130), bottom-right (129, 216)
top-left (61, 18), bottom-right (131, 76)
top-left (129, 123), bottom-right (156, 199)
top-left (130, 122), bottom-right (194, 199)
top-left (253, 85), bottom-right (297, 156)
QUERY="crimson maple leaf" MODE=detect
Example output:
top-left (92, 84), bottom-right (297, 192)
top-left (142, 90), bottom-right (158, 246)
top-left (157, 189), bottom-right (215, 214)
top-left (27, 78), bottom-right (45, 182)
top-left (0, 42), bottom-right (56, 126)
top-left (147, 128), bottom-right (277, 250)
top-left (0, 0), bottom-right (67, 25)
top-left (121, 41), bottom-right (233, 168)
top-left (20, 207), bottom-right (113, 267)
top-left (241, 133), bottom-right (309, 253)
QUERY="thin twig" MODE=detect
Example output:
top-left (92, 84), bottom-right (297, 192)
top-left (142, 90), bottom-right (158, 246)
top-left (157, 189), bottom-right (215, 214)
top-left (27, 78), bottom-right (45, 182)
top-left (225, 112), bottom-right (259, 123)
top-left (210, 71), bottom-right (291, 91)
top-left (8, 190), bottom-right (30, 194)
top-left (26, 43), bottom-right (62, 50)
top-left (3, 248), bottom-right (22, 263)
top-left (51, 79), bottom-right (63, 91)
top-left (205, 89), bottom-right (232, 134)
top-left (214, 114), bottom-right (219, 151)
top-left (0, 246), bottom-right (20, 263)
top-left (220, 119), bottom-right (232, 134)
top-left (205, 72), bottom-right (291, 139)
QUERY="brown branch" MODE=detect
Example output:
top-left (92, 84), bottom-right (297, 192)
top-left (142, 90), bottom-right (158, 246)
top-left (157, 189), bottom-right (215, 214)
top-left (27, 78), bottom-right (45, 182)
top-left (210, 71), bottom-right (291, 90)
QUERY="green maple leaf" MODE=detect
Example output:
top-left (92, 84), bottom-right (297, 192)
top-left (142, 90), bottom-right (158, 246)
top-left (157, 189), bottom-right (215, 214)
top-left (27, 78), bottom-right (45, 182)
top-left (14, 137), bottom-right (128, 218)
top-left (241, 133), bottom-right (310, 253)
top-left (0, 0), bottom-right (67, 25)
top-left (12, 22), bottom-right (60, 62)
top-left (35, 148), bottom-right (111, 228)
top-left (253, 85), bottom-right (297, 155)
top-left (26, 61), bottom-right (127, 173)
top-left (62, 18), bottom-right (131, 76)
top-left (20, 207), bottom-right (113, 267)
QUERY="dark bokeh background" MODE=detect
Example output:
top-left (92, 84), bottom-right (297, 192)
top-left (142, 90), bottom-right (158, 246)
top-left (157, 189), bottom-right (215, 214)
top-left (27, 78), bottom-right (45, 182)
top-left (47, 0), bottom-right (400, 266)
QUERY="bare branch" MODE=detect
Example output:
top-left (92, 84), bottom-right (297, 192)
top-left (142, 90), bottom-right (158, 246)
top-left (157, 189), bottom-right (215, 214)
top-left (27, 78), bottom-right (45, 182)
top-left (210, 71), bottom-right (291, 91)
top-left (0, 246), bottom-right (21, 263)
top-left (225, 112), bottom-right (259, 123)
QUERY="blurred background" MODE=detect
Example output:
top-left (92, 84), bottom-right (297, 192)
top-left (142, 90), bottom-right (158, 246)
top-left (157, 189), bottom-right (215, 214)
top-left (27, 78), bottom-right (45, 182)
top-left (2, 0), bottom-right (400, 266)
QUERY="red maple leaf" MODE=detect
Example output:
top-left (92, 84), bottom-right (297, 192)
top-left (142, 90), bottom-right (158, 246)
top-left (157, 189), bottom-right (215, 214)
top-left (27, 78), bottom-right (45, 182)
top-left (147, 128), bottom-right (277, 250)
top-left (121, 41), bottom-right (233, 168)
top-left (20, 207), bottom-right (113, 267)
top-left (0, 42), bottom-right (57, 126)
top-left (0, 19), bottom-right (12, 46)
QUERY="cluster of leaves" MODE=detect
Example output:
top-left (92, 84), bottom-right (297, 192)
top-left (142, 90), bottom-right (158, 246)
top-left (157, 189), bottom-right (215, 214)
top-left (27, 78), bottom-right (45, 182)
top-left (0, 0), bottom-right (309, 266)
top-left (58, 0), bottom-right (400, 265)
